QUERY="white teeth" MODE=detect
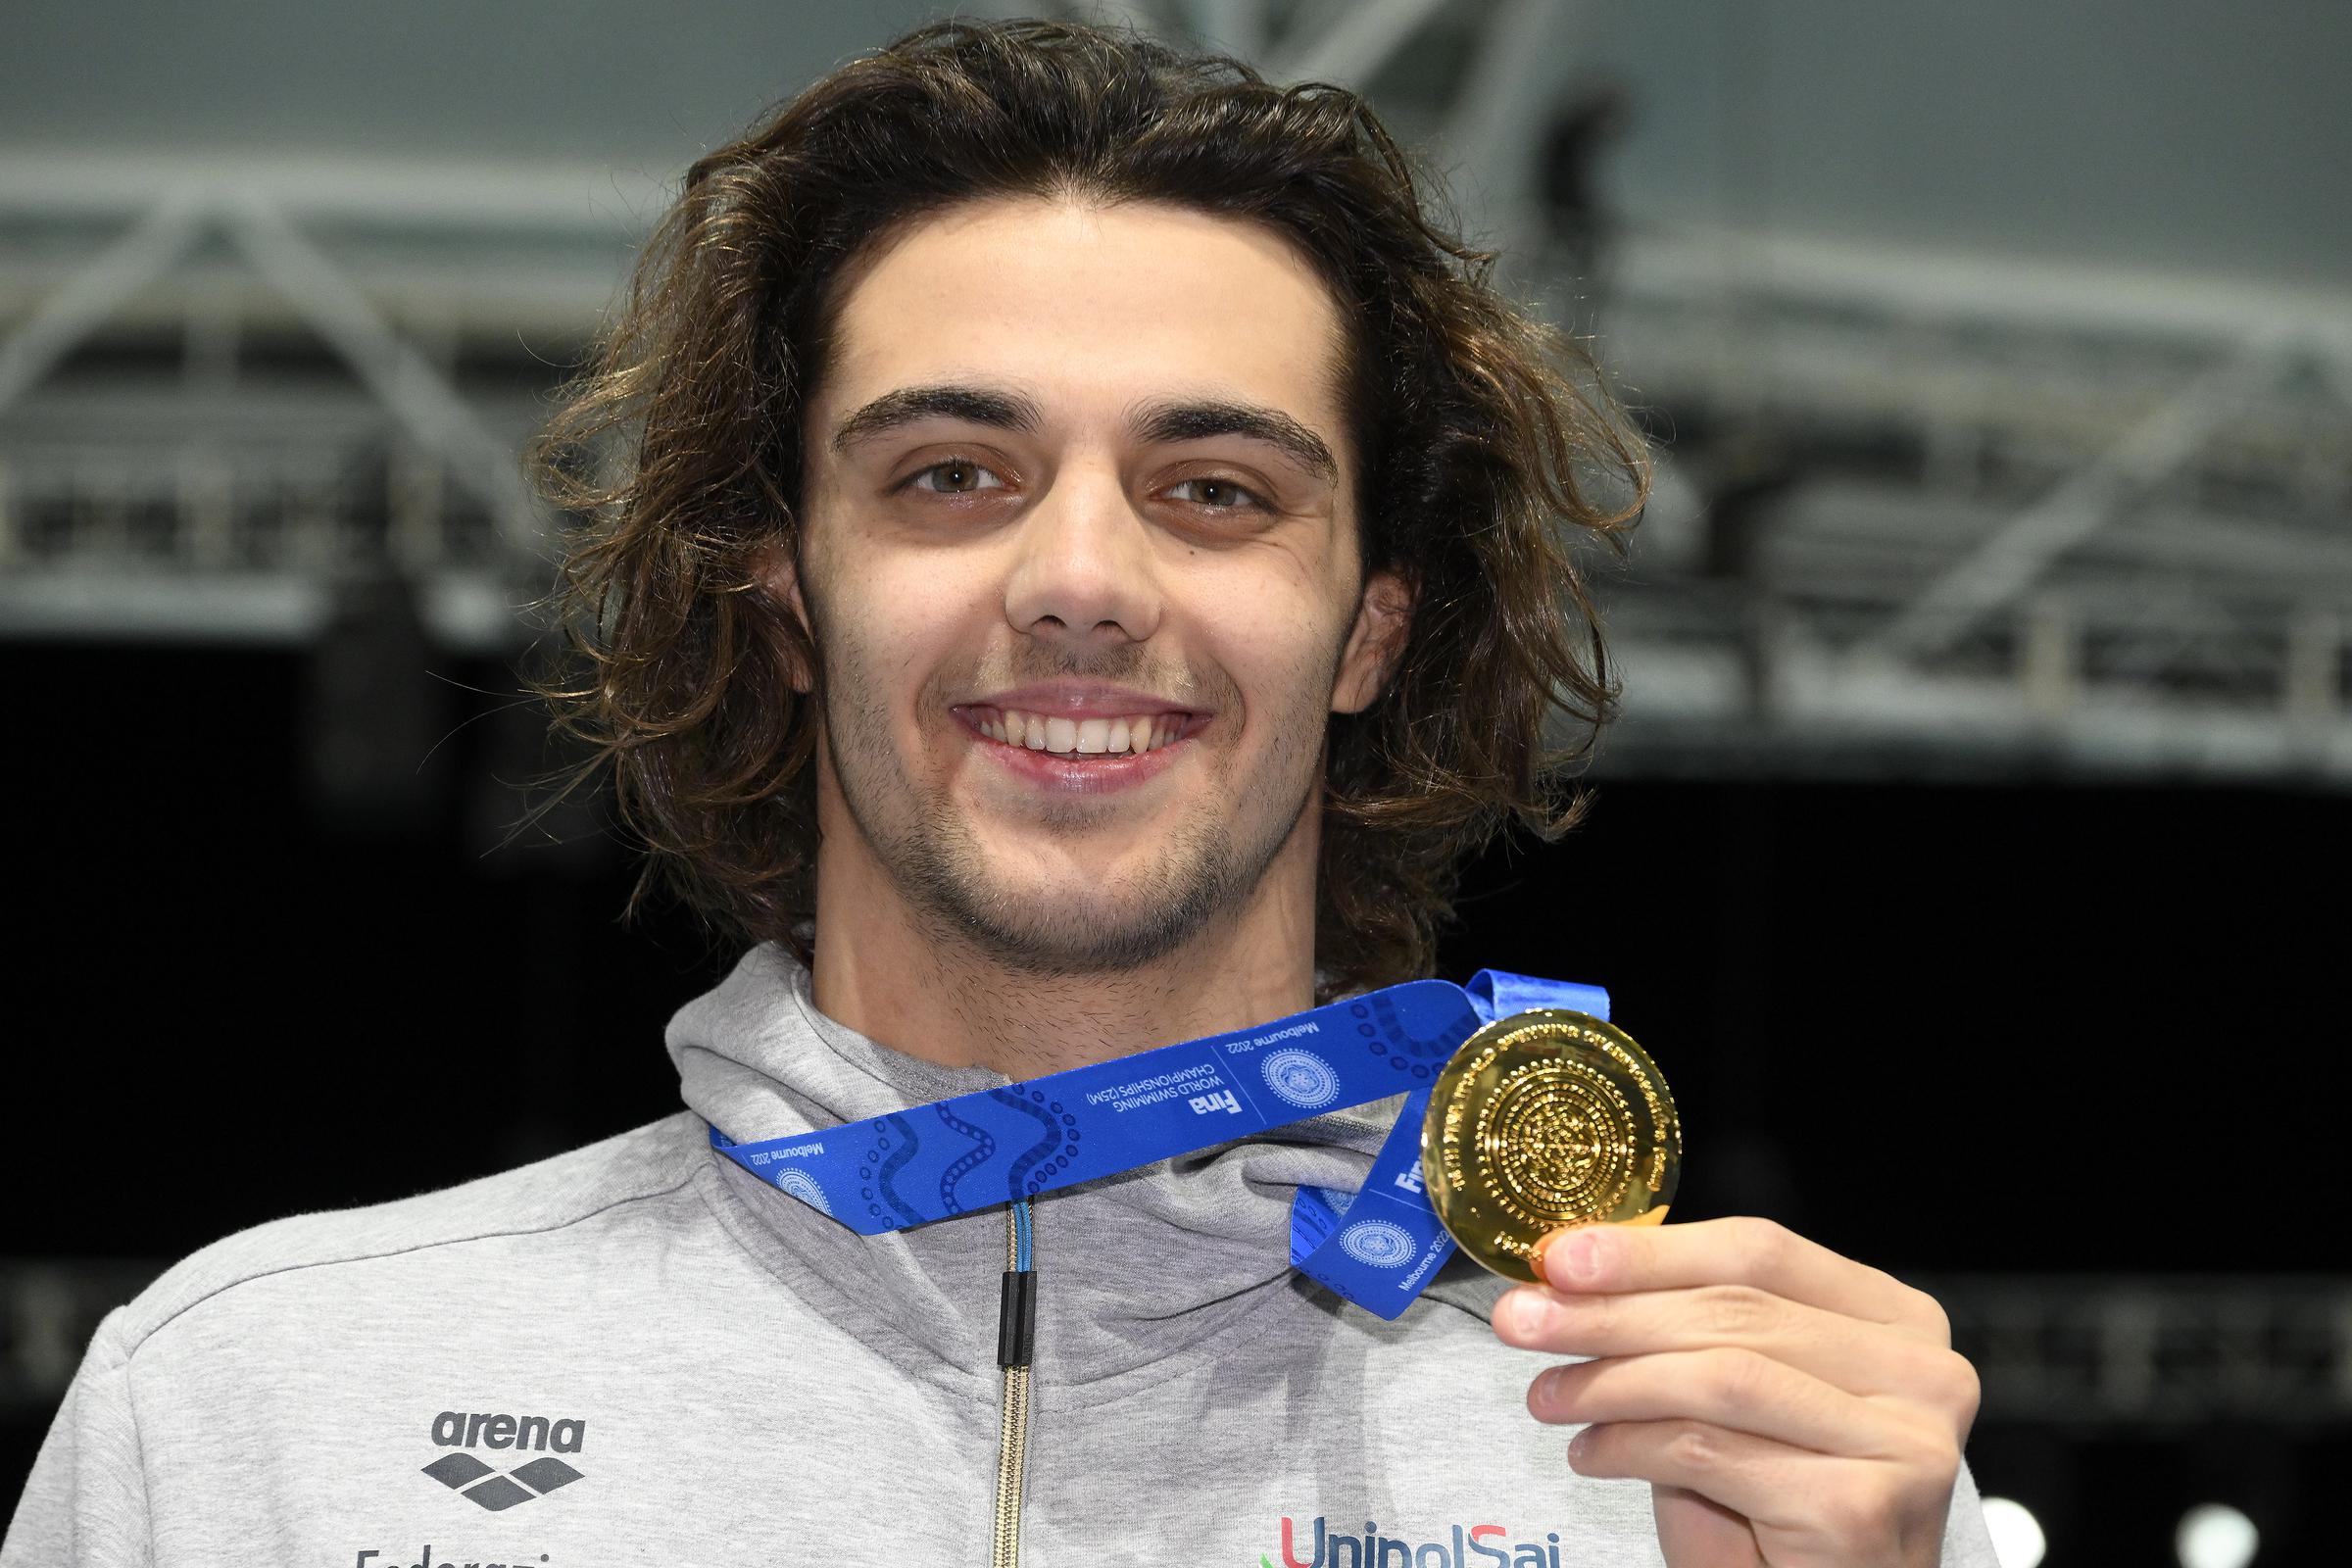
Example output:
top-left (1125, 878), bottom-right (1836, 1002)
top-left (979, 707), bottom-right (1186, 756)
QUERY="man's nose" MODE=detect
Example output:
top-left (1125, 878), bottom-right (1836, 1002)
top-left (1002, 465), bottom-right (1162, 648)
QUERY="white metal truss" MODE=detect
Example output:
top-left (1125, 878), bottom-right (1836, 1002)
top-left (1585, 224), bottom-right (2352, 784)
top-left (0, 156), bottom-right (642, 644)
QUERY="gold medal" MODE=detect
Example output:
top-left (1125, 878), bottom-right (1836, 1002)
top-left (1420, 1008), bottom-right (1681, 1283)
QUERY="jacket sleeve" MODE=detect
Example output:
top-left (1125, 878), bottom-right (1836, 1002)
top-left (2, 1309), bottom-right (152, 1568)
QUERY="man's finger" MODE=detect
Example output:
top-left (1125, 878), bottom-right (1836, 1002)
top-left (1528, 1347), bottom-right (1955, 1460)
top-left (1536, 1216), bottom-right (1951, 1343)
top-left (1495, 1282), bottom-right (1978, 1407)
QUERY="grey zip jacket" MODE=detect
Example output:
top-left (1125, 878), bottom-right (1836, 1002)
top-left (8, 946), bottom-right (2001, 1566)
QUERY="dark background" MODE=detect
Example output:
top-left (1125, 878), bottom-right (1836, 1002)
top-left (10, 637), bottom-right (2342, 1557)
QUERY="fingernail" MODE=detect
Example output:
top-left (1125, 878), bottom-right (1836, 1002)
top-left (1503, 1288), bottom-right (1560, 1338)
top-left (1568, 1427), bottom-right (1594, 1466)
top-left (1544, 1228), bottom-right (1601, 1287)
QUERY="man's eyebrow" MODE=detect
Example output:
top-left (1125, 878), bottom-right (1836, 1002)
top-left (829, 384), bottom-right (1044, 455)
top-left (829, 384), bottom-right (1340, 486)
top-left (1130, 399), bottom-right (1339, 484)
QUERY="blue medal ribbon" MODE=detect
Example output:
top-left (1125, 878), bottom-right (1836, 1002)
top-left (708, 970), bottom-right (1607, 1319)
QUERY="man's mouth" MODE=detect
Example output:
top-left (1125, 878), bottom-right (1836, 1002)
top-left (959, 705), bottom-right (1191, 758)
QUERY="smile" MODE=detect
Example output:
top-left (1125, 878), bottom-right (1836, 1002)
top-left (960, 706), bottom-right (1190, 758)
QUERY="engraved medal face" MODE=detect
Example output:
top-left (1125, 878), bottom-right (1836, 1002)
top-left (1420, 1009), bottom-right (1681, 1283)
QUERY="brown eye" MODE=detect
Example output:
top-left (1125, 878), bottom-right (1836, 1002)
top-left (906, 459), bottom-right (1007, 495)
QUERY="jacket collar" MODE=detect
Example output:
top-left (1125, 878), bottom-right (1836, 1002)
top-left (669, 945), bottom-right (1500, 1396)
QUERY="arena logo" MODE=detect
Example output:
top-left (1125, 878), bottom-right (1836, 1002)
top-left (1263, 1516), bottom-right (1564, 1568)
top-left (420, 1410), bottom-right (587, 1512)
top-left (430, 1411), bottom-right (585, 1452)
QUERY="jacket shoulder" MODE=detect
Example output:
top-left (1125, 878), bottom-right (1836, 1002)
top-left (102, 1111), bottom-right (704, 1364)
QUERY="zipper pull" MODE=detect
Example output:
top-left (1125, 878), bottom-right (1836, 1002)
top-left (997, 1196), bottom-right (1037, 1367)
top-left (997, 1267), bottom-right (1037, 1367)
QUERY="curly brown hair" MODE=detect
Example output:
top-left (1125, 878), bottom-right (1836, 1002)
top-left (526, 16), bottom-right (1647, 999)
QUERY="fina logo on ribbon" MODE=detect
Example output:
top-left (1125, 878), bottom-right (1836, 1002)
top-left (774, 1167), bottom-right (833, 1216)
top-left (1338, 1219), bottom-right (1418, 1269)
top-left (1259, 1048), bottom-right (1341, 1110)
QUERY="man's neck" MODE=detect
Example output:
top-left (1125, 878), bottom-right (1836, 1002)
top-left (808, 824), bottom-right (1322, 1080)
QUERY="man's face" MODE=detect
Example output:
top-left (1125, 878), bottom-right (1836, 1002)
top-left (793, 195), bottom-right (1404, 975)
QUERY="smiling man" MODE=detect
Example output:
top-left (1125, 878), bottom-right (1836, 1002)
top-left (8, 20), bottom-right (1996, 1568)
top-left (797, 195), bottom-right (1408, 1078)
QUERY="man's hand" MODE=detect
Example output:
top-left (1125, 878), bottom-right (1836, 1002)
top-left (1494, 1216), bottom-right (1981, 1568)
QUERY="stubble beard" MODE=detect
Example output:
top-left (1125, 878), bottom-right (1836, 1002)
top-left (816, 643), bottom-right (1330, 980)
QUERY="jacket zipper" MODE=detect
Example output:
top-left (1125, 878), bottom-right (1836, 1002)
top-left (992, 1198), bottom-right (1037, 1568)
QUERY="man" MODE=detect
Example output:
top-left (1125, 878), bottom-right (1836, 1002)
top-left (7, 20), bottom-right (1994, 1567)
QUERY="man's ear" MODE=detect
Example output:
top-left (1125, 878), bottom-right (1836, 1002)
top-left (754, 537), bottom-right (817, 695)
top-left (1331, 566), bottom-right (1414, 714)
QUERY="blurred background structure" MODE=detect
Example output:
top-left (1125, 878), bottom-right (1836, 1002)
top-left (3, 2), bottom-right (2345, 1562)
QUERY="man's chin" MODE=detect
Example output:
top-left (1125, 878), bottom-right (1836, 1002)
top-left (898, 847), bottom-right (1242, 976)
top-left (935, 890), bottom-right (1219, 977)
top-left (858, 785), bottom-right (1282, 975)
